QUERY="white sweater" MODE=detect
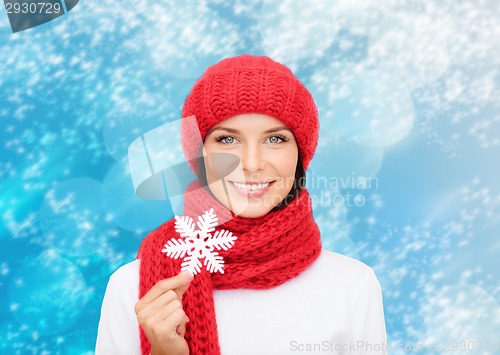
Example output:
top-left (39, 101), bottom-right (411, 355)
top-left (96, 249), bottom-right (387, 354)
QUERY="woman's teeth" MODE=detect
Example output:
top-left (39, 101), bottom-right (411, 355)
top-left (232, 182), bottom-right (270, 191)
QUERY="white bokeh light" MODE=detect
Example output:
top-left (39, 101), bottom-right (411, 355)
top-left (311, 62), bottom-right (415, 147)
top-left (258, 0), bottom-right (340, 68)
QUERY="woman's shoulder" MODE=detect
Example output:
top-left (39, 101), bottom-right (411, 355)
top-left (306, 249), bottom-right (380, 289)
top-left (113, 258), bottom-right (140, 275)
top-left (317, 249), bottom-right (375, 274)
top-left (107, 259), bottom-right (141, 288)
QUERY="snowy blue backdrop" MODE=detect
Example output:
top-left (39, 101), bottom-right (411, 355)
top-left (1, 0), bottom-right (500, 353)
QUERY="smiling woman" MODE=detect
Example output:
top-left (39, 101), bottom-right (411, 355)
top-left (96, 54), bottom-right (387, 355)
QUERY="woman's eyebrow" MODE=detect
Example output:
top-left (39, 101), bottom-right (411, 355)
top-left (207, 127), bottom-right (240, 135)
top-left (263, 126), bottom-right (292, 134)
top-left (207, 126), bottom-right (291, 135)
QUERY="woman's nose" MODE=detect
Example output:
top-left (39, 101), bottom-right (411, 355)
top-left (240, 145), bottom-right (265, 173)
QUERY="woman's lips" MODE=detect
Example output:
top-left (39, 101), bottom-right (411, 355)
top-left (228, 181), bottom-right (274, 198)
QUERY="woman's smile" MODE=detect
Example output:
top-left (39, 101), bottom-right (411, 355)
top-left (228, 180), bottom-right (275, 198)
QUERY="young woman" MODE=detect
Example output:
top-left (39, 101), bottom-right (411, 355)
top-left (96, 54), bottom-right (387, 355)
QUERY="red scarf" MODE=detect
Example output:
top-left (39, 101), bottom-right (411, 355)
top-left (137, 181), bottom-right (322, 354)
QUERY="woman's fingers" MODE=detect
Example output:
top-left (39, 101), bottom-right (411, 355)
top-left (146, 298), bottom-right (183, 330)
top-left (149, 298), bottom-right (190, 337)
top-left (148, 305), bottom-right (188, 339)
top-left (174, 271), bottom-right (194, 300)
top-left (135, 289), bottom-right (177, 325)
top-left (176, 315), bottom-right (189, 336)
top-left (163, 308), bottom-right (189, 337)
top-left (139, 270), bottom-right (193, 305)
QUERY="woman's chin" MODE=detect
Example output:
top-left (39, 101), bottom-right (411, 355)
top-left (232, 207), bottom-right (271, 218)
top-left (228, 191), bottom-right (281, 217)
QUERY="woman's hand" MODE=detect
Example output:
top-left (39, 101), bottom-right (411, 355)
top-left (135, 270), bottom-right (194, 355)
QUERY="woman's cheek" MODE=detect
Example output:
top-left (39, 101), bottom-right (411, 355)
top-left (272, 148), bottom-right (298, 177)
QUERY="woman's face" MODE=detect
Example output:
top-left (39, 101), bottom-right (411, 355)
top-left (203, 113), bottom-right (299, 218)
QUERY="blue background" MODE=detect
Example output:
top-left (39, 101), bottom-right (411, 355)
top-left (1, 0), bottom-right (499, 354)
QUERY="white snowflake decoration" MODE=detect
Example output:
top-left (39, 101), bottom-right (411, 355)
top-left (162, 208), bottom-right (237, 275)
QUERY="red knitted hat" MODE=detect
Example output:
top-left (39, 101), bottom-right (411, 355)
top-left (181, 54), bottom-right (319, 171)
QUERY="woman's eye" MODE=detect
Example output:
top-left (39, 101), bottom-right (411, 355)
top-left (267, 135), bottom-right (286, 144)
top-left (218, 136), bottom-right (235, 144)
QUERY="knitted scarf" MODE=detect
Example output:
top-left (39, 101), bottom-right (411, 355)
top-left (137, 180), bottom-right (322, 354)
